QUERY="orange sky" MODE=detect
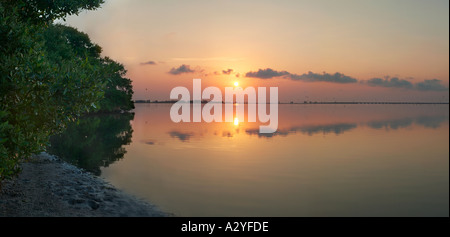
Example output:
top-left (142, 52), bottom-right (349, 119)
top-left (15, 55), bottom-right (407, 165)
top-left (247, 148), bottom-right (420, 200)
top-left (61, 0), bottom-right (449, 102)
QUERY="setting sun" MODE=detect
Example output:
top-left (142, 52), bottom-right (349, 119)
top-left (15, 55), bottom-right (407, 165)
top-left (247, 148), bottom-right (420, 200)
top-left (4, 0), bottom-right (447, 220)
top-left (234, 117), bottom-right (239, 126)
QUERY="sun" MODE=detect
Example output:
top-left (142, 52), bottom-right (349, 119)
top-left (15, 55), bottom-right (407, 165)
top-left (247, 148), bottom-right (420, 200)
top-left (234, 117), bottom-right (239, 126)
top-left (234, 81), bottom-right (239, 87)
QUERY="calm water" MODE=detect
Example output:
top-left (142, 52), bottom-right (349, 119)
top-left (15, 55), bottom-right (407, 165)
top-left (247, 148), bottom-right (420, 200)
top-left (49, 104), bottom-right (449, 216)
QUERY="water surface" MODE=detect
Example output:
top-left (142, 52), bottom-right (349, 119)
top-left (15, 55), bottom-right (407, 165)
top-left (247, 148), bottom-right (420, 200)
top-left (50, 104), bottom-right (449, 216)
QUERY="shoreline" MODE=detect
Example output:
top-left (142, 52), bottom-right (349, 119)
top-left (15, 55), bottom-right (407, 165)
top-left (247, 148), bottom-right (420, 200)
top-left (0, 152), bottom-right (171, 217)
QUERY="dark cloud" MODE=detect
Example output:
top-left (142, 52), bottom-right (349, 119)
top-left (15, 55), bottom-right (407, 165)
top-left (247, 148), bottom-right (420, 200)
top-left (415, 79), bottom-right (448, 91)
top-left (141, 139), bottom-right (156, 145)
top-left (245, 68), bottom-right (290, 79)
top-left (365, 77), bottom-right (448, 91)
top-left (169, 131), bottom-right (193, 141)
top-left (168, 64), bottom-right (195, 75)
top-left (245, 68), bottom-right (448, 90)
top-left (290, 71), bottom-right (358, 83)
top-left (366, 77), bottom-right (414, 89)
top-left (222, 69), bottom-right (234, 75)
top-left (140, 61), bottom-right (157, 65)
top-left (245, 68), bottom-right (357, 83)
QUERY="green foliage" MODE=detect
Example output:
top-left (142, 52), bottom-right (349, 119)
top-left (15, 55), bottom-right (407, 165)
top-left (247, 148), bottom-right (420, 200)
top-left (0, 0), bottom-right (134, 181)
top-left (43, 24), bottom-right (102, 62)
top-left (42, 24), bottom-right (135, 113)
top-left (0, 111), bottom-right (20, 178)
top-left (1, 0), bottom-right (104, 24)
top-left (98, 58), bottom-right (135, 112)
top-left (0, 4), bottom-right (104, 180)
top-left (48, 113), bottom-right (134, 175)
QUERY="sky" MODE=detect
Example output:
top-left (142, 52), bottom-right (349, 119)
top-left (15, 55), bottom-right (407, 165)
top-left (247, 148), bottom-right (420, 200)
top-left (61, 0), bottom-right (449, 102)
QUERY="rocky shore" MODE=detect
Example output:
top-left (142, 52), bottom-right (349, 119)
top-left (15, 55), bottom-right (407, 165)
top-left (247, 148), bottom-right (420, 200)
top-left (0, 153), bottom-right (171, 217)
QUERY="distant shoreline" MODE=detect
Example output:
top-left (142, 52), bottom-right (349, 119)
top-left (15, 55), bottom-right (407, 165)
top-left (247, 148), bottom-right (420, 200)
top-left (134, 100), bottom-right (449, 105)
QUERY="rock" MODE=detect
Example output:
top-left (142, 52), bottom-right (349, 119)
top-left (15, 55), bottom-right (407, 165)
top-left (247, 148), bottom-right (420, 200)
top-left (0, 152), bottom-right (170, 217)
top-left (88, 200), bottom-right (100, 210)
top-left (68, 198), bottom-right (85, 205)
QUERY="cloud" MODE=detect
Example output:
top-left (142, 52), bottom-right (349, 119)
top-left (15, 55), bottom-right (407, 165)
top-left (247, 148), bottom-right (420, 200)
top-left (222, 69), bottom-right (234, 75)
top-left (365, 77), bottom-right (448, 91)
top-left (171, 57), bottom-right (244, 62)
top-left (245, 68), bottom-right (290, 79)
top-left (245, 68), bottom-right (448, 90)
top-left (366, 77), bottom-right (413, 89)
top-left (415, 79), bottom-right (448, 91)
top-left (140, 61), bottom-right (157, 65)
top-left (140, 139), bottom-right (156, 145)
top-left (290, 71), bottom-right (358, 83)
top-left (245, 68), bottom-right (357, 83)
top-left (168, 64), bottom-right (195, 75)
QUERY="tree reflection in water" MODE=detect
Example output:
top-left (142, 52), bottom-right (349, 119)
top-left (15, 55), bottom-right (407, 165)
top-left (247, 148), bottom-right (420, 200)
top-left (48, 113), bottom-right (134, 176)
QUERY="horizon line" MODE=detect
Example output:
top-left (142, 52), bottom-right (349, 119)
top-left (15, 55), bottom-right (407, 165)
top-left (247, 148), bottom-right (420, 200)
top-left (134, 100), bottom-right (449, 105)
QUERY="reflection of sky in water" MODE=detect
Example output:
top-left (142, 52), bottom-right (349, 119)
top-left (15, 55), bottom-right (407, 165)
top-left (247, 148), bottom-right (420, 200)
top-left (143, 104), bottom-right (449, 141)
top-left (98, 104), bottom-right (448, 217)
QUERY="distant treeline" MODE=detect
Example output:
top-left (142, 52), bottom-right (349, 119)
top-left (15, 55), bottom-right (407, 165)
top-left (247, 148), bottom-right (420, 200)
top-left (0, 0), bottom-right (133, 180)
top-left (135, 100), bottom-right (449, 105)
